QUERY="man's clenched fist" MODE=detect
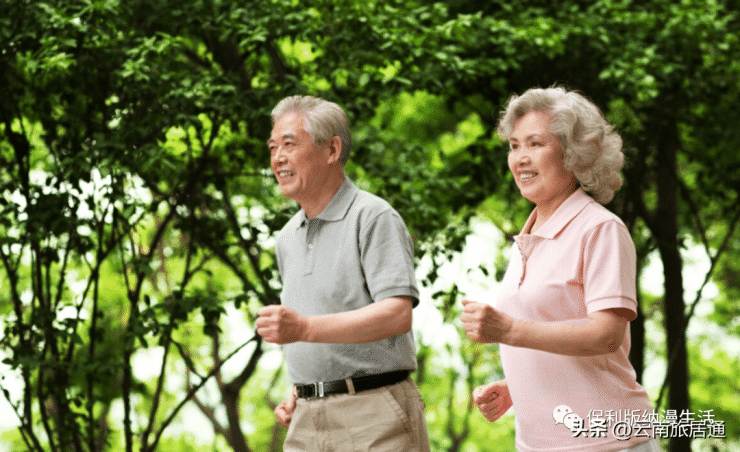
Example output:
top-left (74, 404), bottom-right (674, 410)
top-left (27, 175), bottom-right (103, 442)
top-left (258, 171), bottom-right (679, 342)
top-left (256, 305), bottom-right (309, 344)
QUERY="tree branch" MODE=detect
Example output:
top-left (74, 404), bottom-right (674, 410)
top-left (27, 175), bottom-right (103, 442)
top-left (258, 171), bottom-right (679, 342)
top-left (141, 325), bottom-right (174, 450)
top-left (145, 334), bottom-right (261, 452)
top-left (186, 367), bottom-right (229, 437)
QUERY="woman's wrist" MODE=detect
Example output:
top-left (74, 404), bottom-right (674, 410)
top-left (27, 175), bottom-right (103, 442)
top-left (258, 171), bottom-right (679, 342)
top-left (502, 319), bottom-right (521, 347)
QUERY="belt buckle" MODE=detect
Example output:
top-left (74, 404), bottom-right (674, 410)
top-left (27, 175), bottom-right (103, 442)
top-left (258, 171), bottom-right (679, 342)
top-left (312, 381), bottom-right (325, 398)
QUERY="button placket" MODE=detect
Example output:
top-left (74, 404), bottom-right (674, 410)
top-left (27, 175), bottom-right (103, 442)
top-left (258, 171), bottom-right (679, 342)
top-left (515, 235), bottom-right (539, 287)
top-left (517, 242), bottom-right (527, 287)
top-left (303, 219), bottom-right (320, 275)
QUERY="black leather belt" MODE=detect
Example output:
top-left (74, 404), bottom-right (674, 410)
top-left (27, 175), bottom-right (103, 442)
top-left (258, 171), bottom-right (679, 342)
top-left (295, 370), bottom-right (410, 399)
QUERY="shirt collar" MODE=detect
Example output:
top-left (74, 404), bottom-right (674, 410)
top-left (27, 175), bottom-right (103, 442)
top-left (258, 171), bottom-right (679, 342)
top-left (295, 177), bottom-right (358, 228)
top-left (518, 188), bottom-right (594, 239)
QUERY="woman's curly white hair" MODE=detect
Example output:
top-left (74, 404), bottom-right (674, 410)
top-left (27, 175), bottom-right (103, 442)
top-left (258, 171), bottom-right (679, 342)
top-left (497, 86), bottom-right (624, 204)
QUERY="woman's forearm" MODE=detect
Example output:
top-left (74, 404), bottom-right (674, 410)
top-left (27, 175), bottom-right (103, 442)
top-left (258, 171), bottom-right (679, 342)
top-left (504, 310), bottom-right (628, 356)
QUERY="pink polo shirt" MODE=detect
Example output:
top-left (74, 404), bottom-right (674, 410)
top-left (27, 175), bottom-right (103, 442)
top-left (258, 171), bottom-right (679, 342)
top-left (495, 189), bottom-right (655, 452)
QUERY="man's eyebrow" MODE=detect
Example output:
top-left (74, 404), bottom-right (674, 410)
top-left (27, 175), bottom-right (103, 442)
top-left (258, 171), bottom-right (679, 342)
top-left (267, 133), bottom-right (296, 146)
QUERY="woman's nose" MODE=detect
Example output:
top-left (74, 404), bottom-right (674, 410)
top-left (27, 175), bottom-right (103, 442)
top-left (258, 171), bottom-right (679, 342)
top-left (514, 149), bottom-right (531, 164)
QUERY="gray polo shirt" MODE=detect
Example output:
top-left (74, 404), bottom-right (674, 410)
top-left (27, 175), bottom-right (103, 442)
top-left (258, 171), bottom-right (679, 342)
top-left (275, 177), bottom-right (420, 384)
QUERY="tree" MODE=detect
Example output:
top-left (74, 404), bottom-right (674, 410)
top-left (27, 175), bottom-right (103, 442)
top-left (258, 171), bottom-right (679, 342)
top-left (0, 0), bottom-right (300, 449)
top-left (0, 0), bottom-right (487, 450)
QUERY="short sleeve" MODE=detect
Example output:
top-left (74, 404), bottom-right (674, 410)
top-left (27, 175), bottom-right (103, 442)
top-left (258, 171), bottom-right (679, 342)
top-left (582, 220), bottom-right (638, 320)
top-left (359, 209), bottom-right (420, 306)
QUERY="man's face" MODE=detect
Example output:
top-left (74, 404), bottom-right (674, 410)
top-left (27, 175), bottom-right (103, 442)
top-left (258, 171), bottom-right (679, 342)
top-left (268, 112), bottom-right (327, 204)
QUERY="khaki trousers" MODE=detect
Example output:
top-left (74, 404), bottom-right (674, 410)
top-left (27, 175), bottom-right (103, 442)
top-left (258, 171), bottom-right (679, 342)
top-left (283, 378), bottom-right (430, 452)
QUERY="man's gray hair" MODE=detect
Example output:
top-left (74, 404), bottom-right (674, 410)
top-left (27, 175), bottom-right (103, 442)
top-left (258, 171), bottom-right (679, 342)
top-left (271, 95), bottom-right (352, 165)
top-left (497, 86), bottom-right (624, 204)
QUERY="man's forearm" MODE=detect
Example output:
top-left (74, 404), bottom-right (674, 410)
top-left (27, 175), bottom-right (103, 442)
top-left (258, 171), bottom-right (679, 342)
top-left (302, 296), bottom-right (413, 343)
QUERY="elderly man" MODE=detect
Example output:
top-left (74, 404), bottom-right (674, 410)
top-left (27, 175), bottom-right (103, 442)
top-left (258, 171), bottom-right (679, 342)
top-left (256, 95), bottom-right (430, 451)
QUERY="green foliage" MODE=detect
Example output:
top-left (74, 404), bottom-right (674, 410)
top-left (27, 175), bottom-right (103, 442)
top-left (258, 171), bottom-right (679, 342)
top-left (689, 340), bottom-right (740, 442)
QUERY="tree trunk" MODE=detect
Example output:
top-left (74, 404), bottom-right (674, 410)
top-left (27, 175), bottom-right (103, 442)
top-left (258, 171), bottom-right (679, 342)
top-left (656, 133), bottom-right (691, 452)
top-left (629, 296), bottom-right (646, 384)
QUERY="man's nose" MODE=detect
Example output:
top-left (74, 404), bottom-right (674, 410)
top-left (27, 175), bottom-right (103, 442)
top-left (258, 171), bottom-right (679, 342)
top-left (272, 147), bottom-right (286, 164)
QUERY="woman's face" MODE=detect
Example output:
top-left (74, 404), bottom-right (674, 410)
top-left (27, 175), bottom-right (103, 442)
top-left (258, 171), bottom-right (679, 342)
top-left (507, 110), bottom-right (576, 212)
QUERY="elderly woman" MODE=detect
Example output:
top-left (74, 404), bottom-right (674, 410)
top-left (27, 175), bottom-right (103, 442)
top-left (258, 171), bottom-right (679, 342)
top-left (461, 87), bottom-right (660, 452)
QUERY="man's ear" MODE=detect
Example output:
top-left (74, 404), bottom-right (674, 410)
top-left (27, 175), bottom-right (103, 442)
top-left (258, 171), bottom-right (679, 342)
top-left (325, 135), bottom-right (342, 165)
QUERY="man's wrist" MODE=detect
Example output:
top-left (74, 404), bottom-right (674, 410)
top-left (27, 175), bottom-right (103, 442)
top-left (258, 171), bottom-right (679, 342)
top-left (299, 315), bottom-right (313, 343)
